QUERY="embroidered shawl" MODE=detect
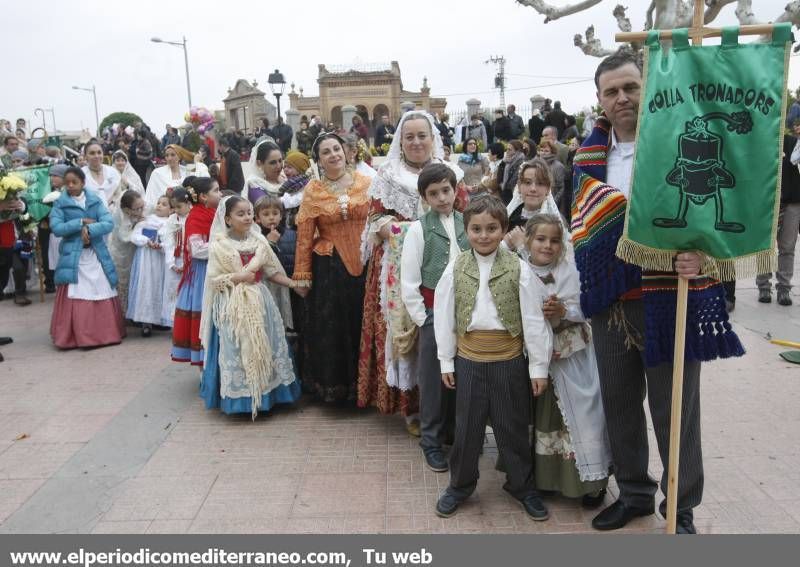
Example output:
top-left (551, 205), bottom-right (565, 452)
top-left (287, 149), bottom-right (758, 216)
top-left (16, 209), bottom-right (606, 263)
top-left (571, 116), bottom-right (744, 367)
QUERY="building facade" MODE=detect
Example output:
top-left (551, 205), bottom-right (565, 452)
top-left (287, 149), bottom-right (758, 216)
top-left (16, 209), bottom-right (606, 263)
top-left (288, 61), bottom-right (447, 128)
top-left (221, 79), bottom-right (277, 134)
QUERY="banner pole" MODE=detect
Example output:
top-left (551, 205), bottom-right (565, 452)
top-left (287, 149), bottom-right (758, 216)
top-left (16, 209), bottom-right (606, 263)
top-left (665, 276), bottom-right (688, 534)
top-left (34, 234), bottom-right (45, 303)
top-left (662, 0), bottom-right (705, 536)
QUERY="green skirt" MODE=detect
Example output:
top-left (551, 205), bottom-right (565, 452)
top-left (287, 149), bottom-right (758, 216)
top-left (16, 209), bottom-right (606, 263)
top-left (533, 386), bottom-right (607, 498)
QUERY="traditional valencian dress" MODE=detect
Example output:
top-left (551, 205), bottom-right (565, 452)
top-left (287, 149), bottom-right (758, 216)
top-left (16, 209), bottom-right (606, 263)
top-left (357, 111), bottom-right (467, 416)
top-left (243, 139), bottom-right (286, 204)
top-left (530, 259), bottom-right (612, 497)
top-left (126, 214), bottom-right (169, 326)
top-left (199, 197), bottom-right (300, 417)
top-left (49, 190), bottom-right (126, 349)
top-left (171, 203), bottom-right (216, 365)
top-left (144, 144), bottom-right (210, 210)
top-left (82, 164), bottom-right (121, 207)
top-left (107, 207), bottom-right (138, 315)
top-left (293, 172), bottom-right (370, 402)
top-left (145, 164), bottom-right (187, 210)
top-left (107, 150), bottom-right (145, 207)
top-left (161, 210), bottom-right (188, 327)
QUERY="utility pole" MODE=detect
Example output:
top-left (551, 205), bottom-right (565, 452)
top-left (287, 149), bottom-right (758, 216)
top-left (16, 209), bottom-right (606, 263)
top-left (485, 55), bottom-right (506, 108)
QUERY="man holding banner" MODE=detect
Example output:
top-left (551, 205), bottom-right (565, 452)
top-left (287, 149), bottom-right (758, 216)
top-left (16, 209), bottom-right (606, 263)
top-left (572, 19), bottom-right (792, 533)
top-left (572, 50), bottom-right (708, 535)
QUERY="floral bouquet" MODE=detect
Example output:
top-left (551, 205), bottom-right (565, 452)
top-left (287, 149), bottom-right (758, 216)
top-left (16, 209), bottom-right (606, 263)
top-left (0, 170), bottom-right (37, 234)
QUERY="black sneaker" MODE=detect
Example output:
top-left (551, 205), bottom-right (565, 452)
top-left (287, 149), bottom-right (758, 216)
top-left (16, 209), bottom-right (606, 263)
top-left (777, 290), bottom-right (793, 306)
top-left (141, 325), bottom-right (152, 337)
top-left (758, 289), bottom-right (772, 303)
top-left (423, 450), bottom-right (448, 473)
top-left (519, 493), bottom-right (550, 521)
top-left (435, 492), bottom-right (461, 518)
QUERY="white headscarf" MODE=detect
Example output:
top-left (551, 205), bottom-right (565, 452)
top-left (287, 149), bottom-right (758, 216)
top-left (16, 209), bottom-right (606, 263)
top-left (368, 110), bottom-right (461, 221)
top-left (241, 137), bottom-right (284, 198)
top-left (108, 150), bottom-right (145, 209)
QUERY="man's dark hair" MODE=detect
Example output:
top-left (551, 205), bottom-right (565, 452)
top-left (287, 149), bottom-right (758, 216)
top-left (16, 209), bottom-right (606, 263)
top-left (3, 135), bottom-right (18, 147)
top-left (219, 133), bottom-right (233, 148)
top-left (463, 195), bottom-right (509, 232)
top-left (594, 48), bottom-right (643, 89)
top-left (417, 163), bottom-right (457, 197)
top-left (488, 142), bottom-right (505, 159)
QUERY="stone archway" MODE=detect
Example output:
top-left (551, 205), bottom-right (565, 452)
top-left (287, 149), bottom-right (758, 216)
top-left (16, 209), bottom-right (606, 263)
top-left (355, 105), bottom-right (369, 124)
top-left (372, 103), bottom-right (390, 129)
top-left (330, 106), bottom-right (342, 129)
top-left (355, 105), bottom-right (370, 136)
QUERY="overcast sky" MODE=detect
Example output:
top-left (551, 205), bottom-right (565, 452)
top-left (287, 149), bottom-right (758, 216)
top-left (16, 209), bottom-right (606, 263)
top-left (4, 0), bottom-right (798, 135)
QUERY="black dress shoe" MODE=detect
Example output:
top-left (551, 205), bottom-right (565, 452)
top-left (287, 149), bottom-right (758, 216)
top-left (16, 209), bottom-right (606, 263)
top-left (423, 449), bottom-right (448, 473)
top-left (676, 514), bottom-right (697, 534)
top-left (435, 492), bottom-right (461, 518)
top-left (141, 325), bottom-right (152, 338)
top-left (582, 488), bottom-right (607, 509)
top-left (0, 337), bottom-right (12, 346)
top-left (519, 494), bottom-right (550, 521)
top-left (592, 500), bottom-right (654, 531)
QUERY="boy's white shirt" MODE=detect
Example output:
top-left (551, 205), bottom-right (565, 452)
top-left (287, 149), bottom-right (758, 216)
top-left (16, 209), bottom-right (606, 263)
top-left (400, 211), bottom-right (461, 327)
top-left (433, 249), bottom-right (553, 379)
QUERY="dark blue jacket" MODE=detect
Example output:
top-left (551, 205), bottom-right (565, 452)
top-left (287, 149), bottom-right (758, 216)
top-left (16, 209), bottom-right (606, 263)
top-left (274, 228), bottom-right (296, 277)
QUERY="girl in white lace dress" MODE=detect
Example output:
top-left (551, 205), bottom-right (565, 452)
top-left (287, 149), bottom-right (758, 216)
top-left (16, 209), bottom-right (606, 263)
top-left (126, 195), bottom-right (172, 335)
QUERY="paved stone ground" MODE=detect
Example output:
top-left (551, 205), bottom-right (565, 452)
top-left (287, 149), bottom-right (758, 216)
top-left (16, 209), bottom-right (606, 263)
top-left (1, 264), bottom-right (799, 534)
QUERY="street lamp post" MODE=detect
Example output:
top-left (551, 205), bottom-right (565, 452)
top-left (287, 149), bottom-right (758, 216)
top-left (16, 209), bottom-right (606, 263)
top-left (267, 69), bottom-right (286, 122)
top-left (151, 36), bottom-right (192, 108)
top-left (72, 85), bottom-right (99, 135)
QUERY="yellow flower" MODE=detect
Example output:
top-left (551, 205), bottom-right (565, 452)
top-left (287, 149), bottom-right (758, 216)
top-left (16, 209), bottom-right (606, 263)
top-left (0, 173), bottom-right (27, 192)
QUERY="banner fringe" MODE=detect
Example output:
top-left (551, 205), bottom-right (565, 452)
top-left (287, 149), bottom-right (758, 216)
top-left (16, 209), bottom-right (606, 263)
top-left (616, 237), bottom-right (776, 282)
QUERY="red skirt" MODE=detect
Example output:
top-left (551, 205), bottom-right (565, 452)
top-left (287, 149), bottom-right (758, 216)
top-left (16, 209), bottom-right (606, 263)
top-left (50, 286), bottom-right (126, 349)
top-left (357, 245), bottom-right (419, 416)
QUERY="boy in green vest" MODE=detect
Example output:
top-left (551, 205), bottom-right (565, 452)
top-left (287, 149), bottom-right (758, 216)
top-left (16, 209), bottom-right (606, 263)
top-left (433, 196), bottom-right (553, 520)
top-left (401, 163), bottom-right (470, 473)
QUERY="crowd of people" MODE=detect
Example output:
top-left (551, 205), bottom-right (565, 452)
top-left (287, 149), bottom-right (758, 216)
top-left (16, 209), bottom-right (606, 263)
top-left (2, 49), bottom-right (795, 534)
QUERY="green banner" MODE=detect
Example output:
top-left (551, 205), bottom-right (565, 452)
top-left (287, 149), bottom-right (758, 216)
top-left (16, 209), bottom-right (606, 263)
top-left (617, 24), bottom-right (793, 281)
top-left (16, 164), bottom-right (53, 222)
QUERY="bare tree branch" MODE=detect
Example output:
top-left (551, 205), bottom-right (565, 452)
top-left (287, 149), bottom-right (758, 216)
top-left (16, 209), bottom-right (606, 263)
top-left (775, 0), bottom-right (800, 28)
top-left (734, 0), bottom-right (758, 25)
top-left (645, 1), bottom-right (657, 30)
top-left (573, 25), bottom-right (615, 57)
top-left (516, 0), bottom-right (603, 23)
top-left (613, 4), bottom-right (632, 32)
top-left (515, 0), bottom-right (800, 58)
top-left (704, 0), bottom-right (737, 24)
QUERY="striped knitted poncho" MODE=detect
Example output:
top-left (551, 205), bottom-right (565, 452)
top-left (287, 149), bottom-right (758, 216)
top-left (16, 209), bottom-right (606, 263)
top-left (570, 116), bottom-right (744, 367)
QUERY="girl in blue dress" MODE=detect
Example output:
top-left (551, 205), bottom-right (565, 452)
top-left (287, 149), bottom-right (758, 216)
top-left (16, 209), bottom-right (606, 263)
top-left (199, 195), bottom-right (301, 417)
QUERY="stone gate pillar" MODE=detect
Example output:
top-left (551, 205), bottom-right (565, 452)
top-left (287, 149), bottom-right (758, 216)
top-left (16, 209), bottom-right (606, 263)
top-left (466, 98), bottom-right (481, 119)
top-left (341, 105), bottom-right (357, 131)
top-left (285, 109), bottom-right (300, 150)
top-left (400, 101), bottom-right (416, 115)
